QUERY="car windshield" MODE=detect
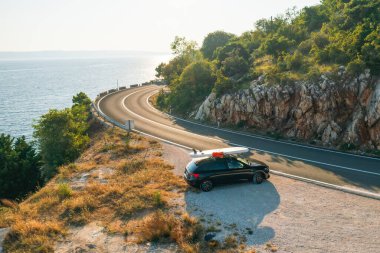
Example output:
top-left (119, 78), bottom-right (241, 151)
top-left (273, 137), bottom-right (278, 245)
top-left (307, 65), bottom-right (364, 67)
top-left (237, 157), bottom-right (249, 165)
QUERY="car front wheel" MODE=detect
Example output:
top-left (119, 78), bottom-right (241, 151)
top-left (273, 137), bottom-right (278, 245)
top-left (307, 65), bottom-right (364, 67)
top-left (252, 173), bottom-right (264, 184)
top-left (200, 180), bottom-right (213, 192)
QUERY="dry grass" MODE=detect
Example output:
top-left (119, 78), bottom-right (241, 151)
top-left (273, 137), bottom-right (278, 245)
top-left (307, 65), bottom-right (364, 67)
top-left (0, 127), bottom-right (190, 252)
top-left (1, 125), bottom-right (245, 253)
top-left (126, 210), bottom-right (204, 251)
top-left (3, 220), bottom-right (65, 253)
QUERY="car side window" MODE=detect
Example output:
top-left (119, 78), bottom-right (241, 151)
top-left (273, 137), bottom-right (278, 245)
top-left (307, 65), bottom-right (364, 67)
top-left (227, 159), bottom-right (245, 169)
top-left (205, 160), bottom-right (226, 171)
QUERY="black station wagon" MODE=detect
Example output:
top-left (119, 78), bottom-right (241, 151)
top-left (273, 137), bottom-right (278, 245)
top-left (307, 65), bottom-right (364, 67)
top-left (184, 155), bottom-right (270, 191)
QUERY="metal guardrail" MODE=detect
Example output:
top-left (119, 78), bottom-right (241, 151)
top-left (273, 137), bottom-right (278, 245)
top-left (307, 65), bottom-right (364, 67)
top-left (92, 79), bottom-right (165, 130)
top-left (93, 86), bottom-right (136, 131)
top-left (92, 102), bottom-right (127, 130)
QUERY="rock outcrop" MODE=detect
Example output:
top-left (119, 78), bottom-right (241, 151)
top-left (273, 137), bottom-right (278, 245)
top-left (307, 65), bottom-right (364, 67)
top-left (194, 69), bottom-right (380, 149)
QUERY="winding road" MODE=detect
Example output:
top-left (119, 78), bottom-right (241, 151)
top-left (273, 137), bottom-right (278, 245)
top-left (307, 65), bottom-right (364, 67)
top-left (97, 85), bottom-right (380, 194)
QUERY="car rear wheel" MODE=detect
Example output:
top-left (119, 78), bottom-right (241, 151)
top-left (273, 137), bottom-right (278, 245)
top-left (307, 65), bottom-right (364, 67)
top-left (200, 180), bottom-right (213, 192)
top-left (252, 173), bottom-right (264, 184)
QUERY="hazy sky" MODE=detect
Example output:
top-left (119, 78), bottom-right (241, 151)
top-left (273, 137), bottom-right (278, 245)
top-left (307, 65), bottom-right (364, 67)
top-left (0, 0), bottom-right (320, 52)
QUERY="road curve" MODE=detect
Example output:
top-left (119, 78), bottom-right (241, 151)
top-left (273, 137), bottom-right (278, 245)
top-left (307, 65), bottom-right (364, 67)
top-left (98, 85), bottom-right (380, 193)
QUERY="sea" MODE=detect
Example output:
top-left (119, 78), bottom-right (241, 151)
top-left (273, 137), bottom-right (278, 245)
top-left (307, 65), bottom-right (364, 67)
top-left (0, 51), bottom-right (170, 140)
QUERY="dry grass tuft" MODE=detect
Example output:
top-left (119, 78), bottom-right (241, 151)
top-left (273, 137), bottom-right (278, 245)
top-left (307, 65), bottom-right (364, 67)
top-left (60, 195), bottom-right (97, 226)
top-left (127, 210), bottom-right (203, 248)
top-left (3, 220), bottom-right (65, 253)
top-left (121, 159), bottom-right (146, 173)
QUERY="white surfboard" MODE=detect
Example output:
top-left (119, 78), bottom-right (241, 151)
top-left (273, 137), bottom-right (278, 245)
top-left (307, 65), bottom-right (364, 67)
top-left (190, 147), bottom-right (249, 158)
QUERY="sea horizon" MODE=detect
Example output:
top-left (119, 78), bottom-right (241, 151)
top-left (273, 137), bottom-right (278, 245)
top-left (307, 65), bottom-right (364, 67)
top-left (0, 51), bottom-right (170, 139)
top-left (0, 50), bottom-right (171, 61)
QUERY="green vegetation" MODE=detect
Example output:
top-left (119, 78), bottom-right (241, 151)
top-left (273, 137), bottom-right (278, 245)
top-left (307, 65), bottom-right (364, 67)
top-left (0, 134), bottom-right (41, 200)
top-left (156, 0), bottom-right (380, 114)
top-left (201, 30), bottom-right (236, 59)
top-left (0, 92), bottom-right (92, 200)
top-left (33, 92), bottom-right (92, 180)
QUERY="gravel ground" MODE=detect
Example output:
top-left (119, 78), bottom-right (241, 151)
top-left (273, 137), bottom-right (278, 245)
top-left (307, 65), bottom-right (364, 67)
top-left (162, 143), bottom-right (380, 253)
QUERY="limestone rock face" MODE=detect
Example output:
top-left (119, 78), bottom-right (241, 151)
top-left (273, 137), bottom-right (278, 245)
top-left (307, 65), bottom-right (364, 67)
top-left (194, 71), bottom-right (380, 149)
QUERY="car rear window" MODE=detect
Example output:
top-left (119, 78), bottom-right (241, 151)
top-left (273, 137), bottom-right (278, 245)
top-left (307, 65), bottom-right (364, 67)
top-left (186, 161), bottom-right (198, 173)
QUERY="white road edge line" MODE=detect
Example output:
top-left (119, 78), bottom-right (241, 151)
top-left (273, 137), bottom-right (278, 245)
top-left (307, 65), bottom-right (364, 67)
top-left (121, 90), bottom-right (225, 144)
top-left (146, 89), bottom-right (380, 161)
top-left (96, 87), bottom-right (380, 200)
top-left (141, 90), bottom-right (380, 176)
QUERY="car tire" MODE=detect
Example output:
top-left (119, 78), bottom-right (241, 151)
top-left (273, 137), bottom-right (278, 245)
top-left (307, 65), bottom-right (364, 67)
top-left (200, 180), bottom-right (213, 192)
top-left (252, 173), bottom-right (264, 184)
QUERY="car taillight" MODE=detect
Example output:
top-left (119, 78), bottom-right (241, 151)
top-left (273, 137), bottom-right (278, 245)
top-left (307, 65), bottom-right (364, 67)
top-left (191, 173), bottom-right (200, 179)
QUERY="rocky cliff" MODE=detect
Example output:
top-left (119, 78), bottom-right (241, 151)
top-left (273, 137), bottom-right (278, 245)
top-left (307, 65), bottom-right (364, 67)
top-left (194, 69), bottom-right (380, 150)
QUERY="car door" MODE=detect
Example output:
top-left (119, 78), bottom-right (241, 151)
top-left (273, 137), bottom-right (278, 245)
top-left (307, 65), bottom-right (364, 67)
top-left (226, 158), bottom-right (250, 181)
top-left (205, 159), bottom-right (229, 183)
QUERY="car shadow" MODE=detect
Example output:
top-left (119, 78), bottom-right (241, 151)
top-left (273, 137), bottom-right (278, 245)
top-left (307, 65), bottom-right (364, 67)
top-left (184, 180), bottom-right (280, 245)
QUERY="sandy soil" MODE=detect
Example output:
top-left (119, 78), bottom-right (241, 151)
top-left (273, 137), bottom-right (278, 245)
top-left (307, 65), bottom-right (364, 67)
top-left (162, 143), bottom-right (380, 253)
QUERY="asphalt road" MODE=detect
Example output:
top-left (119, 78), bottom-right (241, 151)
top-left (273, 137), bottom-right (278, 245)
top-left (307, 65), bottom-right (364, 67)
top-left (98, 85), bottom-right (380, 193)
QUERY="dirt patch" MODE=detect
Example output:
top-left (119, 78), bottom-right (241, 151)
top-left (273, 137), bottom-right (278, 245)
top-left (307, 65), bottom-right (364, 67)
top-left (70, 167), bottom-right (114, 190)
top-left (162, 142), bottom-right (380, 253)
top-left (55, 222), bottom-right (178, 253)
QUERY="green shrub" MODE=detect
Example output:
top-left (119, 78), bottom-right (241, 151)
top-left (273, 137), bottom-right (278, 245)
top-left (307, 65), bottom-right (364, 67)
top-left (57, 183), bottom-right (73, 199)
top-left (153, 191), bottom-right (164, 207)
top-left (298, 40), bottom-right (313, 55)
top-left (285, 51), bottom-right (307, 71)
top-left (213, 71), bottom-right (235, 96)
top-left (312, 32), bottom-right (329, 49)
top-left (33, 93), bottom-right (91, 180)
top-left (339, 143), bottom-right (357, 151)
top-left (346, 58), bottom-right (366, 76)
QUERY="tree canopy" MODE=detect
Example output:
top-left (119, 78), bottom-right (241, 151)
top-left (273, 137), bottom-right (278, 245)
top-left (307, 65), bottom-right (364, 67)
top-left (0, 134), bottom-right (41, 199)
top-left (156, 0), bottom-right (380, 113)
top-left (201, 31), bottom-right (236, 59)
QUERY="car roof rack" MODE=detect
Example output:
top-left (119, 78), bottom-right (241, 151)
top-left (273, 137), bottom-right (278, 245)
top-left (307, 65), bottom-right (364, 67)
top-left (190, 147), bottom-right (249, 158)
